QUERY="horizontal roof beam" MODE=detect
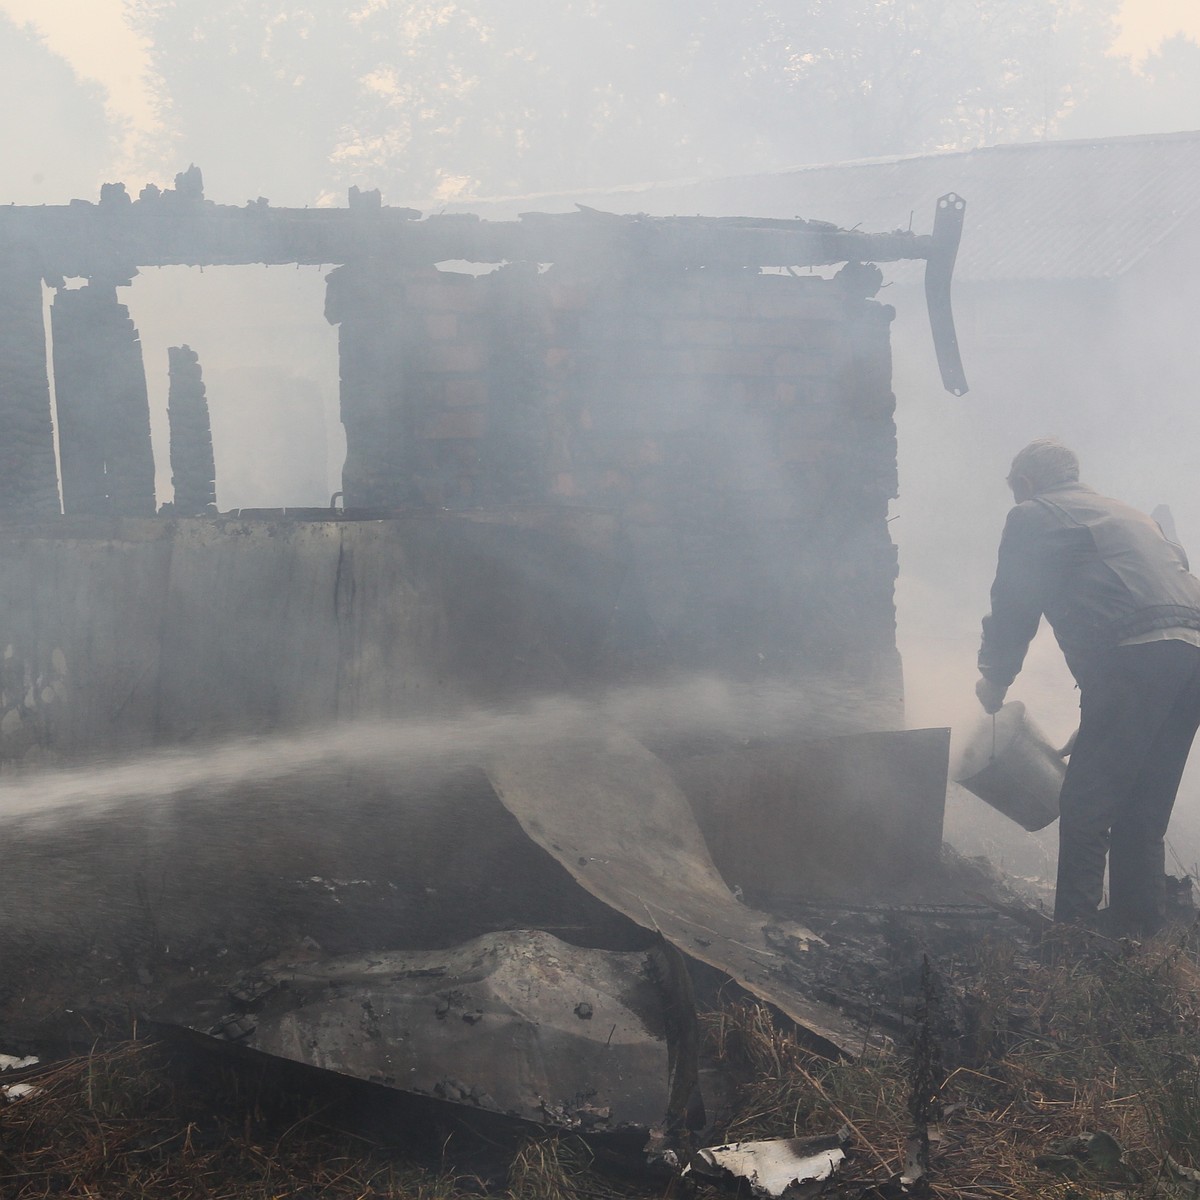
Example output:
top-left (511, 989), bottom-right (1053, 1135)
top-left (0, 200), bottom-right (934, 279)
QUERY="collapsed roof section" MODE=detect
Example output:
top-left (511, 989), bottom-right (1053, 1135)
top-left (0, 170), bottom-right (967, 394)
top-left (2, 178), bottom-right (937, 274)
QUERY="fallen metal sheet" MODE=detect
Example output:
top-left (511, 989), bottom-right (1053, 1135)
top-left (685, 1132), bottom-right (849, 1197)
top-left (485, 728), bottom-right (865, 1057)
top-left (184, 929), bottom-right (692, 1133)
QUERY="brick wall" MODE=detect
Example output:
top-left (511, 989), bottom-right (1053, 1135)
top-left (0, 264), bottom-right (59, 517)
top-left (326, 261), bottom-right (901, 710)
top-left (51, 284), bottom-right (156, 517)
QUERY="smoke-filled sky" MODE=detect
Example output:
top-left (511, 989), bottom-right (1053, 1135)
top-left (6, 0), bottom-right (1200, 114)
top-left (3, 0), bottom-right (1199, 141)
top-left (4, 0), bottom-right (1200, 207)
top-left (5, 0), bottom-right (1200, 875)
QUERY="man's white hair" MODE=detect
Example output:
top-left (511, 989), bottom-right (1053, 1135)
top-left (1008, 438), bottom-right (1079, 494)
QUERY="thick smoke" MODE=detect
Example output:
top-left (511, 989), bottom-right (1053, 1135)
top-left (5, 0), bottom-right (1200, 894)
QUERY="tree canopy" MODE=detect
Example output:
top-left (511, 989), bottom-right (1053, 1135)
top-left (0, 15), bottom-right (119, 205)
top-left (126, 0), bottom-right (1123, 206)
top-left (1063, 32), bottom-right (1200, 140)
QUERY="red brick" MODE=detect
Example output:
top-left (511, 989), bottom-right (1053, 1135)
top-left (735, 318), bottom-right (843, 351)
top-left (776, 435), bottom-right (835, 465)
top-left (768, 350), bottom-right (843, 380)
top-left (777, 407), bottom-right (839, 442)
top-left (773, 382), bottom-right (800, 407)
top-left (611, 438), bottom-right (663, 468)
top-left (404, 280), bottom-right (486, 312)
top-left (679, 286), bottom-right (753, 319)
top-left (622, 499), bottom-right (669, 524)
top-left (749, 289), bottom-right (841, 320)
top-left (545, 432), bottom-right (572, 473)
top-left (545, 280), bottom-right (596, 311)
top-left (422, 409), bottom-right (488, 439)
top-left (422, 343), bottom-right (488, 372)
top-left (544, 347), bottom-right (574, 371)
top-left (664, 347), bottom-right (776, 377)
top-left (443, 378), bottom-right (488, 407)
top-left (424, 313), bottom-right (458, 341)
top-left (805, 378), bottom-right (839, 405)
top-left (661, 318), bottom-right (735, 347)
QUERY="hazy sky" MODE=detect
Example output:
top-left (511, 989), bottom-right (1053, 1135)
top-left (2, 0), bottom-right (1199, 147)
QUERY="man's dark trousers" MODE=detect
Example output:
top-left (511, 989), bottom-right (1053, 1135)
top-left (1055, 639), bottom-right (1200, 935)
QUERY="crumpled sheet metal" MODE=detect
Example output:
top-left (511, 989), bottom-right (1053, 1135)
top-left (685, 1133), bottom-right (848, 1197)
top-left (485, 728), bottom-right (864, 1058)
top-left (193, 929), bottom-right (684, 1132)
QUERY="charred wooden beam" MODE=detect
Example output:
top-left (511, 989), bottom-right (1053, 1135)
top-left (0, 198), bottom-right (935, 279)
top-left (0, 257), bottom-right (59, 516)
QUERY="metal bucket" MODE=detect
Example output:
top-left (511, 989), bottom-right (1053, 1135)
top-left (955, 700), bottom-right (1065, 832)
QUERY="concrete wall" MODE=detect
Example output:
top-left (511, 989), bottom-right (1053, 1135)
top-left (0, 509), bottom-right (627, 761)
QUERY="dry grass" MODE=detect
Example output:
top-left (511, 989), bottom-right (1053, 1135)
top-left (504, 1137), bottom-right (650, 1200)
top-left (700, 922), bottom-right (1200, 1199)
top-left (0, 1041), bottom-right (481, 1199)
top-left (8, 923), bottom-right (1200, 1197)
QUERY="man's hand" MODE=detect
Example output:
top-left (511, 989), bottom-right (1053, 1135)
top-left (975, 676), bottom-right (1007, 714)
top-left (1059, 727), bottom-right (1078, 758)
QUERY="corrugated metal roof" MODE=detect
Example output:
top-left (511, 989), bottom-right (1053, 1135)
top-left (462, 131), bottom-right (1200, 283)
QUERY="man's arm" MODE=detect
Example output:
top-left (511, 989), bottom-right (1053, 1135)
top-left (977, 504), bottom-right (1046, 706)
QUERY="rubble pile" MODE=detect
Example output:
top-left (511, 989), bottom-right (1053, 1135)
top-left (6, 894), bottom-right (1200, 1199)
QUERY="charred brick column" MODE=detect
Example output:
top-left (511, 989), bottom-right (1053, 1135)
top-left (327, 263), bottom-right (492, 508)
top-left (327, 263), bottom-right (412, 507)
top-left (0, 261), bottom-right (60, 516)
top-left (331, 253), bottom-right (903, 716)
top-left (51, 283), bottom-right (156, 517)
top-left (167, 344), bottom-right (216, 515)
top-left (542, 261), bottom-right (903, 711)
top-left (478, 262), bottom-right (550, 504)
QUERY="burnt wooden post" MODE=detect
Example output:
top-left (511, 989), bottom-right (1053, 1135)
top-left (325, 262), bottom-right (417, 508)
top-left (0, 259), bottom-right (60, 516)
top-left (167, 344), bottom-right (216, 515)
top-left (51, 282), bottom-right (156, 516)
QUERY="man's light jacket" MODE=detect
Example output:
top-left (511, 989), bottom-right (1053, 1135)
top-left (979, 482), bottom-right (1200, 689)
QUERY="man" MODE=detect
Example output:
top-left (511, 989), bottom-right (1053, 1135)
top-left (976, 438), bottom-right (1200, 936)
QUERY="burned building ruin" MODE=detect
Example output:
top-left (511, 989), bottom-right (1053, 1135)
top-left (0, 171), bottom-right (965, 737)
top-left (0, 174), bottom-right (965, 1102)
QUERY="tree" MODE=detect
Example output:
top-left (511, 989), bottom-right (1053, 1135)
top-left (1061, 33), bottom-right (1200, 141)
top-left (755, 0), bottom-right (1120, 160)
top-left (126, 0), bottom-right (1121, 207)
top-left (0, 15), bottom-right (119, 204)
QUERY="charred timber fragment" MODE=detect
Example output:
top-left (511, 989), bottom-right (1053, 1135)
top-left (51, 284), bottom-right (155, 517)
top-left (0, 259), bottom-right (59, 516)
top-left (925, 192), bottom-right (968, 395)
top-left (167, 345), bottom-right (216, 515)
top-left (174, 930), bottom-right (700, 1137)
